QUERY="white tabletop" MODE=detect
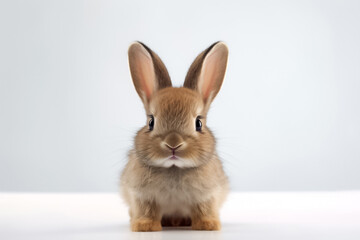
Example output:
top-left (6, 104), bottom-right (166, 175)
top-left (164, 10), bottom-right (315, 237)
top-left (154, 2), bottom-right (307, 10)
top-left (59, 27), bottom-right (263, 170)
top-left (1, 191), bottom-right (360, 240)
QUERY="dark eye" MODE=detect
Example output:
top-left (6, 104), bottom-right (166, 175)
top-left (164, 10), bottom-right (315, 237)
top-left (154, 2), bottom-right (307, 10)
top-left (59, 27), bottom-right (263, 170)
top-left (196, 117), bottom-right (202, 132)
top-left (148, 115), bottom-right (154, 131)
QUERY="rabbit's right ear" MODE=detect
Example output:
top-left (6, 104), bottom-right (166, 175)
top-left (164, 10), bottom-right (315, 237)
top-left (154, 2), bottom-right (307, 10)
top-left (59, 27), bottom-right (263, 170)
top-left (128, 42), bottom-right (172, 105)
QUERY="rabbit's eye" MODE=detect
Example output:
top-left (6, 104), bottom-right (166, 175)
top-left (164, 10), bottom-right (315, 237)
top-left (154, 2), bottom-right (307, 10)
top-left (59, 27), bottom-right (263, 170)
top-left (148, 115), bottom-right (154, 131)
top-left (196, 117), bottom-right (202, 132)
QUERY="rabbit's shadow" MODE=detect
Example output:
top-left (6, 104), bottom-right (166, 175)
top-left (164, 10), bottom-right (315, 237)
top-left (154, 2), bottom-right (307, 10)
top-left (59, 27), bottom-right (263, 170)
top-left (33, 223), bottom-right (225, 240)
top-left (20, 223), bottom-right (269, 240)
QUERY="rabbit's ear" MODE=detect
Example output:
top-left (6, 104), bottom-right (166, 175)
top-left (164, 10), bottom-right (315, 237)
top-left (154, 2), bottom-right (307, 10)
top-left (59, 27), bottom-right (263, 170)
top-left (128, 42), bottom-right (172, 104)
top-left (184, 42), bottom-right (228, 105)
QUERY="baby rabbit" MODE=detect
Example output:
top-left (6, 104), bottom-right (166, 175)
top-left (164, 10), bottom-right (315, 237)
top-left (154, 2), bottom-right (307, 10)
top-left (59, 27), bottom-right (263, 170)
top-left (120, 41), bottom-right (229, 231)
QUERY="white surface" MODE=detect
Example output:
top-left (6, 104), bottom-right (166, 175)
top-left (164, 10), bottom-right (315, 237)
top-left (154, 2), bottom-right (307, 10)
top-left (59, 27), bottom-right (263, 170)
top-left (1, 192), bottom-right (360, 240)
top-left (1, 0), bottom-right (360, 192)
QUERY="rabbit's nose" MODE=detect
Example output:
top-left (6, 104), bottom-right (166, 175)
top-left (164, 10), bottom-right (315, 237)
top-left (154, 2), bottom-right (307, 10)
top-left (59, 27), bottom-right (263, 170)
top-left (165, 143), bottom-right (183, 156)
top-left (163, 132), bottom-right (184, 152)
top-left (165, 143), bottom-right (183, 151)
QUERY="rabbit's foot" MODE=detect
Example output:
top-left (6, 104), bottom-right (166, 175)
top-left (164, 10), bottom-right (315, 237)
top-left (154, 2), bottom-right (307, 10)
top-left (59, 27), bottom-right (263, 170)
top-left (131, 218), bottom-right (162, 232)
top-left (192, 217), bottom-right (221, 231)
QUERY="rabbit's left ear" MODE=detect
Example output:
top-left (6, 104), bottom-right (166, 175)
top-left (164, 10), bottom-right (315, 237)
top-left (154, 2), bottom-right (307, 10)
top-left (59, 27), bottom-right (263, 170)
top-left (183, 42), bottom-right (228, 105)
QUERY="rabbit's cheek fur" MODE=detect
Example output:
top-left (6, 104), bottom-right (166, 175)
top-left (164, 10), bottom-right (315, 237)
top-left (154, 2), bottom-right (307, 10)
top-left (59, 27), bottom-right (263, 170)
top-left (134, 126), bottom-right (215, 168)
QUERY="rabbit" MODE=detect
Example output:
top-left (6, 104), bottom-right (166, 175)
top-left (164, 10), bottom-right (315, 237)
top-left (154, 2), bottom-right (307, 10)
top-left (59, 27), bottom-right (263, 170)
top-left (120, 41), bottom-right (229, 232)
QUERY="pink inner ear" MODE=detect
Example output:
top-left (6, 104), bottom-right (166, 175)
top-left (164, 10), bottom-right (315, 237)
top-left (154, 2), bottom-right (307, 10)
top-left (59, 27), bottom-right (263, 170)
top-left (138, 55), bottom-right (155, 99)
top-left (129, 43), bottom-right (156, 102)
top-left (200, 57), bottom-right (218, 101)
top-left (136, 50), bottom-right (156, 100)
top-left (199, 47), bottom-right (227, 102)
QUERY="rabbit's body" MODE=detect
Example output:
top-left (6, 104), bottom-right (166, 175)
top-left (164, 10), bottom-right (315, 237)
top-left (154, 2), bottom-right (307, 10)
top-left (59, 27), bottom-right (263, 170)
top-left (121, 148), bottom-right (229, 221)
top-left (120, 42), bottom-right (229, 231)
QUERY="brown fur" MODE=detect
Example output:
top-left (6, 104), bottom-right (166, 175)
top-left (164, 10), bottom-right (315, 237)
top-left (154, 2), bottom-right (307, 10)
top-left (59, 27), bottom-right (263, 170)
top-left (121, 42), bottom-right (229, 231)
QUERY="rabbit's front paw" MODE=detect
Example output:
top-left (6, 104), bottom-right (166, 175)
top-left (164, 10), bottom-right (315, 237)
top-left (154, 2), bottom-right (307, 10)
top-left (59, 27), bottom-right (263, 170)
top-left (131, 218), bottom-right (162, 232)
top-left (192, 217), bottom-right (221, 231)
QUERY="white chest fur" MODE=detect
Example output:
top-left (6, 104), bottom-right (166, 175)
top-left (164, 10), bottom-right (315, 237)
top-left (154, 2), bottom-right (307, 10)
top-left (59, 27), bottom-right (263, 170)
top-left (133, 167), bottom-right (217, 217)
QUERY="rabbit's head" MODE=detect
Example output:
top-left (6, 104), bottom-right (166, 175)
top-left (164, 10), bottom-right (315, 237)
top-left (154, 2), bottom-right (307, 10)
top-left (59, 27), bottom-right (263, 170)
top-left (128, 42), bottom-right (228, 168)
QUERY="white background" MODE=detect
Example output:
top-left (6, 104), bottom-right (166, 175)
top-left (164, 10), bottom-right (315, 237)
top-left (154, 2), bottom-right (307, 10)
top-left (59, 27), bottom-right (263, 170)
top-left (0, 0), bottom-right (359, 192)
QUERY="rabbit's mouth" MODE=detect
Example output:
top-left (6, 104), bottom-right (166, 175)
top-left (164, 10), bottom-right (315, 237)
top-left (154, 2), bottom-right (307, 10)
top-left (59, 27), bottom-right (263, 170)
top-left (169, 155), bottom-right (178, 160)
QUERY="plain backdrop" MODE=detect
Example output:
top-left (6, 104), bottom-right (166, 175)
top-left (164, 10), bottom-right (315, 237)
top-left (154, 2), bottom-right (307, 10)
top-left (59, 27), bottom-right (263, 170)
top-left (0, 0), bottom-right (359, 192)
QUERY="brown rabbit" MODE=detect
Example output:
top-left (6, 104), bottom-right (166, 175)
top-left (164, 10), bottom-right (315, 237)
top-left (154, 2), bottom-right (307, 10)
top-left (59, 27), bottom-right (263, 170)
top-left (120, 41), bottom-right (229, 231)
